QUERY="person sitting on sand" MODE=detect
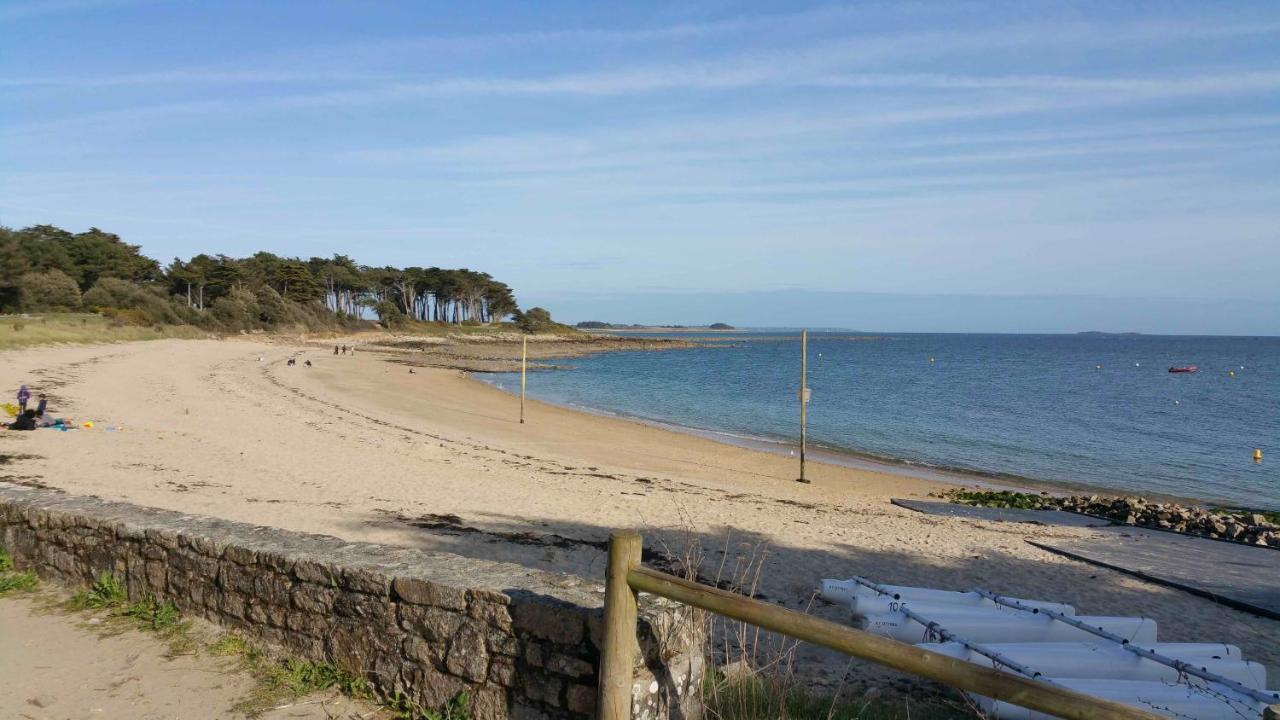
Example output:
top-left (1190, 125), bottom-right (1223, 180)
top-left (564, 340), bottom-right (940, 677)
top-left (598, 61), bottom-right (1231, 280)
top-left (8, 409), bottom-right (38, 431)
top-left (287, 357), bottom-right (296, 366)
top-left (304, 360), bottom-right (312, 367)
top-left (17, 385), bottom-right (30, 413)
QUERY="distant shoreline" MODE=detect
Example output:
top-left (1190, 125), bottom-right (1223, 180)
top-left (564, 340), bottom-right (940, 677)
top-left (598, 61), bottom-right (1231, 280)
top-left (589, 327), bottom-right (747, 334)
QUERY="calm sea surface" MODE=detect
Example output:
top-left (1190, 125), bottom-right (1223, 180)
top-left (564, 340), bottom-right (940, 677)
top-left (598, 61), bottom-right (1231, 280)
top-left (485, 333), bottom-right (1279, 509)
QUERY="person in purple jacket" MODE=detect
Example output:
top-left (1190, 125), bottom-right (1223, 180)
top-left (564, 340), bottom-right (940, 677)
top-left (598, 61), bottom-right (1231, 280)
top-left (16, 384), bottom-right (30, 413)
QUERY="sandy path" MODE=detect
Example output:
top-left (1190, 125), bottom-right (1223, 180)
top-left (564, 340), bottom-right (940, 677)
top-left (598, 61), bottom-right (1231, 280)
top-left (0, 594), bottom-right (378, 719)
top-left (1, 339), bottom-right (1276, 693)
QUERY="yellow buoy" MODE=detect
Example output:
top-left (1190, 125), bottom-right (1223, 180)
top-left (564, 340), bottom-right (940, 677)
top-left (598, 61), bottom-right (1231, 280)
top-left (1256, 449), bottom-right (1264, 463)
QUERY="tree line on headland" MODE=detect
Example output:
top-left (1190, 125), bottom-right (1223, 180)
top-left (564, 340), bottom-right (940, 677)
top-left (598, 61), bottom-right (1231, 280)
top-left (0, 224), bottom-right (547, 331)
top-left (576, 321), bottom-right (735, 330)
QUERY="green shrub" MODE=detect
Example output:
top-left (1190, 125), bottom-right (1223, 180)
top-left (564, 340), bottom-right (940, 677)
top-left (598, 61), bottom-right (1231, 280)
top-left (514, 306), bottom-right (559, 332)
top-left (83, 277), bottom-right (182, 325)
top-left (19, 269), bottom-right (82, 311)
top-left (209, 287), bottom-right (262, 331)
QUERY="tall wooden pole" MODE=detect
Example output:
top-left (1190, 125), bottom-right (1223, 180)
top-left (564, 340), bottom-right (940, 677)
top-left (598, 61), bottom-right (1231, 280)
top-left (598, 531), bottom-right (642, 719)
top-left (798, 329), bottom-right (809, 483)
top-left (520, 335), bottom-right (527, 424)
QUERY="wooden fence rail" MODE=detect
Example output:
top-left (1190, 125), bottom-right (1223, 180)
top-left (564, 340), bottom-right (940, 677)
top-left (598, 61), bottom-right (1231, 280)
top-left (596, 531), bottom-right (1171, 720)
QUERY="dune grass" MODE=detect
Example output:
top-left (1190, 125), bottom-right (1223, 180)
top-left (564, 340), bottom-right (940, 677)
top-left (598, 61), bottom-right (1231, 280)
top-left (669, 531), bottom-right (978, 720)
top-left (0, 313), bottom-right (207, 350)
top-left (0, 312), bottom-right (546, 351)
top-left (704, 670), bottom-right (974, 720)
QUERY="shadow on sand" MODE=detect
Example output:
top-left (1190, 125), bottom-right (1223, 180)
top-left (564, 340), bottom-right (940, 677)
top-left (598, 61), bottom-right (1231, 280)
top-left (336, 505), bottom-right (1280, 701)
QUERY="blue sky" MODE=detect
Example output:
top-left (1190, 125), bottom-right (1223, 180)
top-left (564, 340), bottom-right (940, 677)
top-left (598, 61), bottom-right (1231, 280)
top-left (2, 1), bottom-right (1278, 333)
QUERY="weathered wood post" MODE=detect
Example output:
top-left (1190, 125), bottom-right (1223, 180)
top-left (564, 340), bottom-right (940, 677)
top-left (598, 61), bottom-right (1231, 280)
top-left (598, 531), bottom-right (642, 720)
top-left (797, 329), bottom-right (810, 483)
top-left (520, 335), bottom-right (527, 424)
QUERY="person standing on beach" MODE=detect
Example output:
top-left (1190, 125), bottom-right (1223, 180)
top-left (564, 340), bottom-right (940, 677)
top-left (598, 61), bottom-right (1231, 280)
top-left (35, 394), bottom-right (47, 416)
top-left (16, 385), bottom-right (30, 413)
top-left (334, 345), bottom-right (340, 355)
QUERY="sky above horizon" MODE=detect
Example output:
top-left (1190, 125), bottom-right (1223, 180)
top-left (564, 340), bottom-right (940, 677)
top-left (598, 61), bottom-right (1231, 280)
top-left (2, 1), bottom-right (1278, 333)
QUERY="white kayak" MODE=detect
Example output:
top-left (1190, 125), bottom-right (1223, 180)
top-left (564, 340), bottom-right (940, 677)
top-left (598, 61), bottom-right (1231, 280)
top-left (919, 641), bottom-right (1266, 688)
top-left (823, 577), bottom-right (1278, 719)
top-left (858, 597), bottom-right (1076, 619)
top-left (860, 607), bottom-right (1157, 644)
top-left (974, 678), bottom-right (1277, 720)
top-left (818, 579), bottom-right (1074, 616)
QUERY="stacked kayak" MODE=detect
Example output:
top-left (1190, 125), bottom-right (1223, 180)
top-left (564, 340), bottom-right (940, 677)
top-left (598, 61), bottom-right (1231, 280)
top-left (818, 577), bottom-right (1279, 719)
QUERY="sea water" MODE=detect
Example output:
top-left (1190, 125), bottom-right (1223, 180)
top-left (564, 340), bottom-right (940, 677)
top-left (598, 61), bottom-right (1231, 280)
top-left (485, 333), bottom-right (1279, 509)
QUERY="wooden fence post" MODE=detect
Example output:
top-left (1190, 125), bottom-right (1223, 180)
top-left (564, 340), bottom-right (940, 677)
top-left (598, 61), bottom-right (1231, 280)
top-left (597, 531), bottom-right (642, 720)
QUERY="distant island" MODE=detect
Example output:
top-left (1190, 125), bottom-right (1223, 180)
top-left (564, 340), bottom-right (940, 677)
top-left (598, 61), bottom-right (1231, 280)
top-left (576, 321), bottom-right (736, 331)
top-left (1077, 331), bottom-right (1144, 336)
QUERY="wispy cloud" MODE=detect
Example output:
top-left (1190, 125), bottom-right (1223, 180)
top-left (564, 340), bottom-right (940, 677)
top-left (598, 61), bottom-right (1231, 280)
top-left (0, 0), bottom-right (157, 21)
top-left (7, 10), bottom-right (1280, 91)
top-left (336, 84), bottom-right (1280, 179)
top-left (13, 63), bottom-right (1272, 145)
top-left (0, 69), bottom-right (389, 89)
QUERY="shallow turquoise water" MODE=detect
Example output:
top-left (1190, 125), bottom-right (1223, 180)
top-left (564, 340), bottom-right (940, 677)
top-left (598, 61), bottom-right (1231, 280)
top-left (486, 333), bottom-right (1279, 509)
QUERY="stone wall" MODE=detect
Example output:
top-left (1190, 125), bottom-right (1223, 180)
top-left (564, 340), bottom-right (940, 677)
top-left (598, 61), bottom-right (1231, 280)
top-left (0, 482), bottom-right (703, 719)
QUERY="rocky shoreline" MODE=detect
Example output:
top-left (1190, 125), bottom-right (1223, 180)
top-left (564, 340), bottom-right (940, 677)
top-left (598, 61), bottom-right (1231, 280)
top-left (942, 489), bottom-right (1280, 548)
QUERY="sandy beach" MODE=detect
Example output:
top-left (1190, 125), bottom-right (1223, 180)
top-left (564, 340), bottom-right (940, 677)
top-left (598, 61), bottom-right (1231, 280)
top-left (2, 337), bottom-right (1276, 695)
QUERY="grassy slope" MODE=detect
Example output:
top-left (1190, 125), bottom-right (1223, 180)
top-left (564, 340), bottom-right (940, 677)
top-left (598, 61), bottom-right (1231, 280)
top-left (0, 312), bottom-right (588, 352)
top-left (0, 313), bottom-right (207, 350)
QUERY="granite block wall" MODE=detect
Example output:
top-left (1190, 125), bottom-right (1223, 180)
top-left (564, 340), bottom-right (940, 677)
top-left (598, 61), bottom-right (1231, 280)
top-left (0, 482), bottom-right (703, 719)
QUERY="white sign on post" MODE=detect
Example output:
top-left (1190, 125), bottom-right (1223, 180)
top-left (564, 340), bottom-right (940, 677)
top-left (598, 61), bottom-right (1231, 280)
top-left (799, 388), bottom-right (811, 403)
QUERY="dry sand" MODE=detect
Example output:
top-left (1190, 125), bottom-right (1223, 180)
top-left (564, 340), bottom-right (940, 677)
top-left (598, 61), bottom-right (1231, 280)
top-left (1, 338), bottom-right (1276, 696)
